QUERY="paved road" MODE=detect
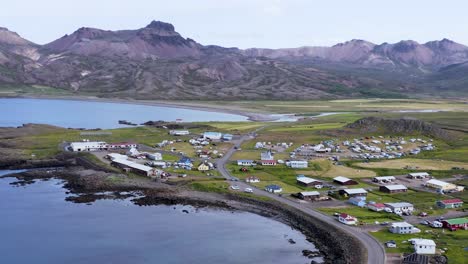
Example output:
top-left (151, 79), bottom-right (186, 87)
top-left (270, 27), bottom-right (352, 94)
top-left (216, 128), bottom-right (386, 264)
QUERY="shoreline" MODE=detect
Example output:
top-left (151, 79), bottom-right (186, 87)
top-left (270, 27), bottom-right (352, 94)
top-left (0, 159), bottom-right (366, 264)
top-left (1, 94), bottom-right (284, 122)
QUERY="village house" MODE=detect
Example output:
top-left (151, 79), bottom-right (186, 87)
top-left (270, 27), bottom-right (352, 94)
top-left (222, 134), bottom-right (233, 141)
top-left (177, 157), bottom-right (193, 169)
top-left (338, 213), bottom-right (357, 225)
top-left (437, 199), bottom-right (464, 209)
top-left (69, 141), bottom-right (107, 152)
top-left (339, 188), bottom-right (368, 197)
top-left (441, 217), bottom-right (468, 231)
top-left (298, 191), bottom-right (320, 201)
top-left (296, 176), bottom-right (322, 187)
top-left (348, 196), bottom-right (367, 207)
top-left (425, 179), bottom-right (457, 192)
top-left (333, 176), bottom-right (358, 185)
top-left (146, 152), bottom-right (162, 161)
top-left (203, 131), bottom-right (223, 140)
top-left (107, 142), bottom-right (138, 149)
top-left (237, 159), bottom-right (254, 166)
top-left (245, 176), bottom-right (260, 183)
top-left (408, 172), bottom-right (430, 179)
top-left (106, 153), bottom-right (128, 161)
top-left (197, 162), bottom-right (210, 172)
top-left (384, 202), bottom-right (414, 214)
top-left (389, 222), bottom-right (420, 234)
top-left (286, 160), bottom-right (308, 168)
top-left (367, 202), bottom-right (386, 212)
top-left (265, 184), bottom-right (282, 193)
top-left (379, 184), bottom-right (408, 193)
top-left (126, 147), bottom-right (141, 157)
top-left (111, 159), bottom-right (156, 177)
top-left (411, 239), bottom-right (436, 255)
top-left (373, 176), bottom-right (396, 184)
top-left (260, 150), bottom-right (277, 165)
top-left (169, 130), bottom-right (190, 136)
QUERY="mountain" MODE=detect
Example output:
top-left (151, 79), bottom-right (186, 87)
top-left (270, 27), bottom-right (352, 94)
top-left (0, 21), bottom-right (467, 100)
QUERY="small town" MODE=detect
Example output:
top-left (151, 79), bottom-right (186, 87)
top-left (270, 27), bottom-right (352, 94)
top-left (61, 120), bottom-right (468, 264)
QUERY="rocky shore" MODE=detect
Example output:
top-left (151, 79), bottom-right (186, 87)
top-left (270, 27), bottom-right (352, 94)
top-left (1, 154), bottom-right (366, 264)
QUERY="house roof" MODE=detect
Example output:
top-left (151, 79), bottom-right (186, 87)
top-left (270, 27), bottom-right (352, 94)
top-left (384, 202), bottom-right (413, 208)
top-left (342, 188), bottom-right (367, 194)
top-left (408, 172), bottom-right (429, 177)
top-left (266, 184), bottom-right (281, 190)
top-left (391, 222), bottom-right (413, 228)
top-left (382, 184), bottom-right (408, 191)
top-left (426, 179), bottom-right (452, 187)
top-left (238, 159), bottom-right (254, 163)
top-left (333, 176), bottom-right (352, 183)
top-left (374, 176), bottom-right (396, 180)
top-left (339, 213), bottom-right (355, 220)
top-left (112, 159), bottom-right (153, 172)
top-left (297, 176), bottom-right (320, 184)
top-left (440, 199), bottom-right (463, 204)
top-left (443, 217), bottom-right (468, 225)
top-left (411, 239), bottom-right (436, 247)
top-left (368, 203), bottom-right (385, 208)
top-left (299, 191), bottom-right (320, 196)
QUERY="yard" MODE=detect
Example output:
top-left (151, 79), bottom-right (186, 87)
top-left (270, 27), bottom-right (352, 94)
top-left (318, 206), bottom-right (403, 224)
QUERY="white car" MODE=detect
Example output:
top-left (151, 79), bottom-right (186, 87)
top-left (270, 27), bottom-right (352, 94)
top-left (244, 188), bottom-right (253, 193)
top-left (230, 185), bottom-right (240, 190)
top-left (315, 185), bottom-right (323, 189)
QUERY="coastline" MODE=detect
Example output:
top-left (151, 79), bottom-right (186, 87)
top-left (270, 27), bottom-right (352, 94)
top-left (1, 94), bottom-right (283, 122)
top-left (0, 158), bottom-right (367, 264)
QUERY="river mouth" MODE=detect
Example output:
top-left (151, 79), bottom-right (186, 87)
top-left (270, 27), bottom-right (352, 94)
top-left (0, 174), bottom-right (323, 264)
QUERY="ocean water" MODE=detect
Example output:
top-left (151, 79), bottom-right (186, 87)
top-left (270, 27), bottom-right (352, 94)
top-left (0, 98), bottom-right (248, 129)
top-left (0, 175), bottom-right (320, 264)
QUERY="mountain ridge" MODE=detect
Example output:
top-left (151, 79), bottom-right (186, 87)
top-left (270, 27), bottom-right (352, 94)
top-left (0, 20), bottom-right (467, 100)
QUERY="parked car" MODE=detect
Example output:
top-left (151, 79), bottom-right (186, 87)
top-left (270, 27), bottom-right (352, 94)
top-left (230, 185), bottom-right (240, 190)
top-left (385, 240), bottom-right (397, 248)
top-left (244, 188), bottom-right (253, 193)
top-left (418, 212), bottom-right (428, 217)
top-left (420, 220), bottom-right (430, 225)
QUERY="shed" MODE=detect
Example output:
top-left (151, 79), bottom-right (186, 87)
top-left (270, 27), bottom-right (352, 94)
top-left (373, 176), bottom-right (396, 183)
top-left (296, 176), bottom-right (322, 187)
top-left (298, 191), bottom-right (320, 201)
top-left (441, 217), bottom-right (468, 231)
top-left (339, 188), bottom-right (368, 197)
top-left (333, 176), bottom-right (358, 185)
top-left (379, 184), bottom-right (408, 193)
top-left (408, 172), bottom-right (429, 179)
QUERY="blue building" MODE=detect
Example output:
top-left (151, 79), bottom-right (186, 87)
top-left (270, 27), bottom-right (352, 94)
top-left (348, 196), bottom-right (367, 207)
top-left (265, 184), bottom-right (283, 193)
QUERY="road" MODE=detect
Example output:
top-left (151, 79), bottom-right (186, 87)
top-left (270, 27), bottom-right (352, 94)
top-left (216, 129), bottom-right (386, 264)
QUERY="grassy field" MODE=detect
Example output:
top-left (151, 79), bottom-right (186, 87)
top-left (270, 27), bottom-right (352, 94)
top-left (355, 158), bottom-right (468, 171)
top-left (371, 226), bottom-right (468, 263)
top-left (296, 159), bottom-right (377, 178)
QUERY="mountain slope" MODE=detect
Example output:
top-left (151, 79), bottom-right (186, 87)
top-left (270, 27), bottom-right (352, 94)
top-left (0, 21), bottom-right (467, 99)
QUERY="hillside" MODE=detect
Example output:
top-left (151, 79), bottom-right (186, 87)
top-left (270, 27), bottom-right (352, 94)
top-left (0, 21), bottom-right (467, 100)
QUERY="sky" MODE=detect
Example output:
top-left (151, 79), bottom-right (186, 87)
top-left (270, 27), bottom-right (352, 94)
top-left (1, 0), bottom-right (467, 48)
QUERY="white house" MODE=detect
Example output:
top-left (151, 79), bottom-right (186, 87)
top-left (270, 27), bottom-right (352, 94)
top-left (245, 176), bottom-right (260, 183)
top-left (203, 132), bottom-right (223, 140)
top-left (338, 213), bottom-right (357, 225)
top-left (425, 179), bottom-right (457, 192)
top-left (265, 184), bottom-right (282, 193)
top-left (408, 172), bottom-right (430, 179)
top-left (169, 130), bottom-right (190, 136)
top-left (389, 222), bottom-right (420, 234)
top-left (126, 147), bottom-right (140, 157)
top-left (286, 160), bottom-right (308, 168)
top-left (411, 239), bottom-right (436, 254)
top-left (146, 152), bottom-right (162, 161)
top-left (69, 141), bottom-right (107, 152)
top-left (373, 176), bottom-right (396, 183)
top-left (384, 202), bottom-right (414, 214)
top-left (237, 160), bottom-right (254, 166)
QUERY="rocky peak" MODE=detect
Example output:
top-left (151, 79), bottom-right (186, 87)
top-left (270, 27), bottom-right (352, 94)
top-left (425, 38), bottom-right (468, 52)
top-left (0, 27), bottom-right (34, 46)
top-left (146, 21), bottom-right (175, 32)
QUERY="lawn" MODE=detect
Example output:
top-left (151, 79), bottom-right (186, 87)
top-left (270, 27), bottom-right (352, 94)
top-left (371, 226), bottom-right (468, 263)
top-left (296, 159), bottom-right (376, 178)
top-left (251, 180), bottom-right (303, 194)
top-left (355, 158), bottom-right (468, 171)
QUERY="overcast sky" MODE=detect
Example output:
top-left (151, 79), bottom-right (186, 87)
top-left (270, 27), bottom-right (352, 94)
top-left (1, 0), bottom-right (467, 48)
